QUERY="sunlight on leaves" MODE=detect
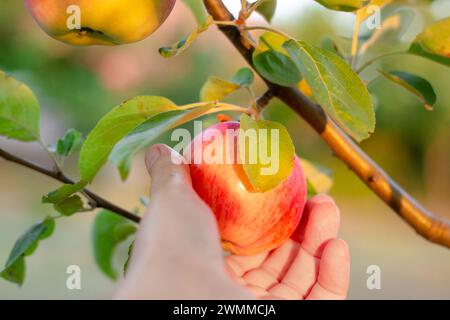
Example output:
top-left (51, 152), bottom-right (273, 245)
top-left (79, 96), bottom-right (178, 183)
top-left (253, 32), bottom-right (301, 87)
top-left (239, 114), bottom-right (295, 192)
top-left (110, 105), bottom-right (214, 180)
top-left (200, 68), bottom-right (254, 102)
top-left (409, 17), bottom-right (450, 67)
top-left (283, 40), bottom-right (375, 142)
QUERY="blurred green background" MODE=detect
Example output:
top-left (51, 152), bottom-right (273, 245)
top-left (0, 0), bottom-right (449, 299)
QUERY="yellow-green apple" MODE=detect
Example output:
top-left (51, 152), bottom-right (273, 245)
top-left (24, 0), bottom-right (176, 45)
top-left (186, 122), bottom-right (307, 256)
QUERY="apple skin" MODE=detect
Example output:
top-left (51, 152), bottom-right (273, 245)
top-left (24, 0), bottom-right (176, 45)
top-left (186, 122), bottom-right (307, 256)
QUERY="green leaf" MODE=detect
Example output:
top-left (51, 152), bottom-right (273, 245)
top-left (159, 29), bottom-right (200, 58)
top-left (55, 129), bottom-right (83, 157)
top-left (0, 70), bottom-right (40, 141)
top-left (254, 51), bottom-right (302, 87)
top-left (3, 217), bottom-right (55, 268)
top-left (256, 32), bottom-right (290, 53)
top-left (200, 77), bottom-right (240, 102)
top-left (314, 0), bottom-right (367, 12)
top-left (114, 223), bottom-right (137, 242)
top-left (409, 43), bottom-right (450, 67)
top-left (283, 40), bottom-right (375, 142)
top-left (238, 114), bottom-right (295, 192)
top-left (123, 241), bottom-right (134, 276)
top-left (1, 257), bottom-right (25, 286)
top-left (408, 17), bottom-right (450, 67)
top-left (321, 37), bottom-right (345, 58)
top-left (299, 158), bottom-right (333, 197)
top-left (42, 181), bottom-right (87, 204)
top-left (110, 105), bottom-right (214, 180)
top-left (256, 0), bottom-right (277, 22)
top-left (182, 0), bottom-right (210, 28)
top-left (1, 216), bottom-right (55, 286)
top-left (378, 70), bottom-right (436, 111)
top-left (92, 210), bottom-right (137, 280)
top-left (253, 32), bottom-right (301, 87)
top-left (231, 68), bottom-right (255, 87)
top-left (200, 68), bottom-right (254, 102)
top-left (53, 195), bottom-right (84, 216)
top-left (79, 96), bottom-right (178, 183)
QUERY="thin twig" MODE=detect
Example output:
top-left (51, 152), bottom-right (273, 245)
top-left (203, 0), bottom-right (450, 249)
top-left (350, 16), bottom-right (361, 69)
top-left (244, 26), bottom-right (293, 41)
top-left (0, 148), bottom-right (141, 223)
top-left (356, 51), bottom-right (405, 74)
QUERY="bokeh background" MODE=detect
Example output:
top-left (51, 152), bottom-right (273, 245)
top-left (0, 0), bottom-right (449, 299)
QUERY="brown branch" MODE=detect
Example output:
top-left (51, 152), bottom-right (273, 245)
top-left (256, 89), bottom-right (278, 111)
top-left (0, 148), bottom-right (141, 224)
top-left (204, 0), bottom-right (450, 249)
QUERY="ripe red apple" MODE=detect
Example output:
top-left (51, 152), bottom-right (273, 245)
top-left (186, 121), bottom-right (307, 256)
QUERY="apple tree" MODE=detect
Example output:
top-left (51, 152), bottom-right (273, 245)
top-left (0, 0), bottom-right (449, 285)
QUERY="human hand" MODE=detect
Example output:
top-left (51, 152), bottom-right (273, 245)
top-left (115, 144), bottom-right (350, 300)
top-left (225, 195), bottom-right (350, 300)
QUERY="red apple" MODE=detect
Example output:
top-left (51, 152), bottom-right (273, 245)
top-left (186, 121), bottom-right (307, 256)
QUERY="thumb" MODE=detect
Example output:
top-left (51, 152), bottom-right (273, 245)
top-left (119, 147), bottom-right (250, 299)
top-left (138, 144), bottom-right (222, 260)
top-left (145, 144), bottom-right (192, 194)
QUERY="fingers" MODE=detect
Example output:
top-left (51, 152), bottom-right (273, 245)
top-left (306, 239), bottom-right (350, 300)
top-left (117, 145), bottom-right (254, 299)
top-left (238, 240), bottom-right (299, 291)
top-left (226, 252), bottom-right (269, 278)
top-left (269, 247), bottom-right (318, 299)
top-left (228, 195), bottom-right (343, 300)
top-left (271, 195), bottom-right (341, 298)
top-left (293, 194), bottom-right (341, 257)
top-left (256, 240), bottom-right (300, 280)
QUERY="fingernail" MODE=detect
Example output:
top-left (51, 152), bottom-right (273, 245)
top-left (146, 145), bottom-right (161, 171)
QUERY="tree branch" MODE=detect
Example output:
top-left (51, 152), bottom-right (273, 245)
top-left (256, 89), bottom-right (278, 111)
top-left (204, 0), bottom-right (450, 249)
top-left (0, 148), bottom-right (141, 224)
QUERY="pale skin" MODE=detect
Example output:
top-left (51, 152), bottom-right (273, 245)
top-left (115, 144), bottom-right (350, 300)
